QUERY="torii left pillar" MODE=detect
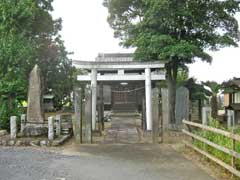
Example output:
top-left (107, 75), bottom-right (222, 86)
top-left (91, 68), bottom-right (97, 130)
top-left (145, 68), bottom-right (152, 131)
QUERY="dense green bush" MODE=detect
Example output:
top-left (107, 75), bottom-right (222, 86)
top-left (0, 101), bottom-right (23, 132)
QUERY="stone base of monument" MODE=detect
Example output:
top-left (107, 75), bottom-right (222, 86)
top-left (22, 124), bottom-right (48, 137)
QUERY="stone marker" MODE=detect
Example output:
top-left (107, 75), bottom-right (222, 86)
top-left (152, 88), bottom-right (160, 144)
top-left (20, 114), bottom-right (26, 133)
top-left (55, 115), bottom-right (61, 137)
top-left (202, 107), bottom-right (211, 125)
top-left (227, 110), bottom-right (235, 128)
top-left (175, 86), bottom-right (189, 125)
top-left (48, 116), bottom-right (54, 141)
top-left (24, 65), bottom-right (46, 136)
top-left (85, 85), bottom-right (92, 144)
top-left (74, 88), bottom-right (82, 143)
top-left (10, 116), bottom-right (17, 139)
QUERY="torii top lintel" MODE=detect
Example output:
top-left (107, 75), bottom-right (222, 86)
top-left (73, 60), bottom-right (165, 70)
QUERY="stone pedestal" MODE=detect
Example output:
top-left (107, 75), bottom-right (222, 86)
top-left (23, 125), bottom-right (48, 137)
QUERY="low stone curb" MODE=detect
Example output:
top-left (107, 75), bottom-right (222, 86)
top-left (0, 130), bottom-right (8, 137)
top-left (51, 135), bottom-right (71, 146)
top-left (0, 134), bottom-right (72, 147)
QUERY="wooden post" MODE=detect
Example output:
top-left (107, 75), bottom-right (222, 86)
top-left (232, 128), bottom-right (236, 169)
top-left (98, 83), bottom-right (104, 135)
top-left (202, 107), bottom-right (211, 153)
top-left (142, 98), bottom-right (146, 130)
top-left (159, 94), bottom-right (163, 143)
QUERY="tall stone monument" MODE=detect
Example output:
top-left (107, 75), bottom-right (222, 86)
top-left (23, 65), bottom-right (47, 136)
top-left (175, 86), bottom-right (189, 128)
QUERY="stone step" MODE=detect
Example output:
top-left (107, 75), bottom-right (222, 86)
top-left (112, 103), bottom-right (137, 113)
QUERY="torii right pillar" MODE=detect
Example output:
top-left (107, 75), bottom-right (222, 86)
top-left (145, 68), bottom-right (152, 131)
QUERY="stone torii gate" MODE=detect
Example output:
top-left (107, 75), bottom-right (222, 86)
top-left (74, 60), bottom-right (165, 131)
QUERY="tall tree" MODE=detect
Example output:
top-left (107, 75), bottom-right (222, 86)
top-left (0, 0), bottom-right (73, 130)
top-left (104, 0), bottom-right (240, 124)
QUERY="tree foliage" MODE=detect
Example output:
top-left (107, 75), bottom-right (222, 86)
top-left (203, 81), bottom-right (221, 119)
top-left (0, 0), bottom-right (74, 130)
top-left (184, 78), bottom-right (211, 101)
top-left (104, 0), bottom-right (240, 124)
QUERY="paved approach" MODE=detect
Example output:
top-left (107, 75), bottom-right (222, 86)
top-left (0, 114), bottom-right (215, 180)
top-left (0, 144), bottom-right (215, 180)
top-left (100, 113), bottom-right (143, 144)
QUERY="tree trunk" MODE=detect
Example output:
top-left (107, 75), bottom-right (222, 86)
top-left (211, 95), bottom-right (218, 119)
top-left (166, 64), bottom-right (178, 125)
top-left (8, 95), bottom-right (14, 110)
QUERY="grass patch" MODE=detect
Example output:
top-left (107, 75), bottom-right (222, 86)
top-left (192, 118), bottom-right (240, 169)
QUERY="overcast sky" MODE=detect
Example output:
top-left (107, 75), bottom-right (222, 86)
top-left (52, 0), bottom-right (240, 83)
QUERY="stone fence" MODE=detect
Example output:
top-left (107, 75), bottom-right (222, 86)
top-left (0, 114), bottom-right (72, 147)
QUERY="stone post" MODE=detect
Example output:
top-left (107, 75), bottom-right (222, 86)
top-left (20, 114), bottom-right (26, 133)
top-left (145, 68), bottom-right (152, 131)
top-left (227, 110), bottom-right (235, 128)
top-left (74, 88), bottom-right (82, 143)
top-left (161, 88), bottom-right (169, 130)
top-left (202, 107), bottom-right (211, 125)
top-left (48, 116), bottom-right (54, 141)
top-left (55, 115), bottom-right (61, 137)
top-left (10, 116), bottom-right (17, 139)
top-left (91, 68), bottom-right (97, 130)
top-left (85, 85), bottom-right (92, 144)
top-left (152, 88), bottom-right (160, 144)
